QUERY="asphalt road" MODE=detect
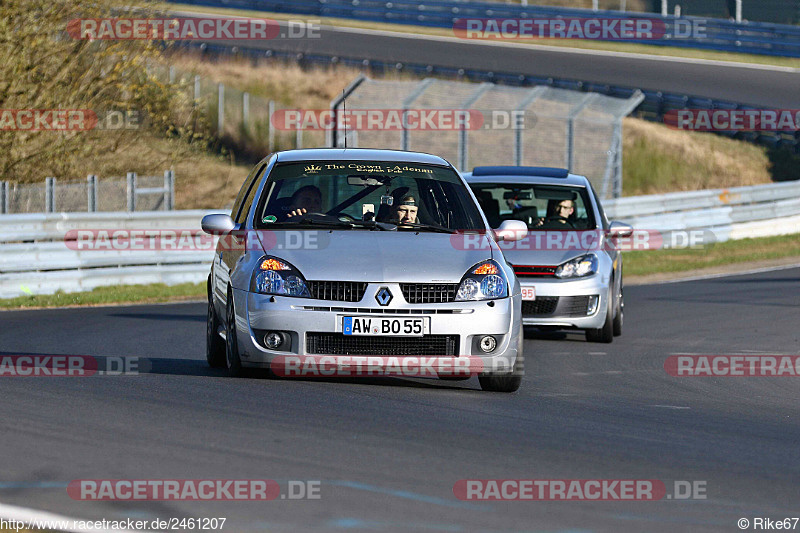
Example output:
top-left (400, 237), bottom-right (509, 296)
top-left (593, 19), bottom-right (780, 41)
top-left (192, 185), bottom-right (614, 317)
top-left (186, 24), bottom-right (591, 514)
top-left (1, 266), bottom-right (799, 532)
top-left (187, 18), bottom-right (800, 108)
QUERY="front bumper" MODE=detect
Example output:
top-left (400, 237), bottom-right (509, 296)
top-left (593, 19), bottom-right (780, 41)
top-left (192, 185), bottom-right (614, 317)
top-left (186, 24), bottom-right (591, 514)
top-left (231, 283), bottom-right (522, 373)
top-left (518, 273), bottom-right (609, 329)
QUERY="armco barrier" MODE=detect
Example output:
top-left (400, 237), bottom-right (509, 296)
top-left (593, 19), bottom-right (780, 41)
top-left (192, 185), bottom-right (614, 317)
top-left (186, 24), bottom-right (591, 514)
top-left (168, 0), bottom-right (800, 58)
top-left (604, 180), bottom-right (800, 241)
top-left (0, 210), bottom-right (224, 299)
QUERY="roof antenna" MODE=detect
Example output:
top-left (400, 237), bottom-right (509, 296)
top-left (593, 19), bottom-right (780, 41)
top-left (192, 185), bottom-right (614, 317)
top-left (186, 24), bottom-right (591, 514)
top-left (342, 89), bottom-right (347, 149)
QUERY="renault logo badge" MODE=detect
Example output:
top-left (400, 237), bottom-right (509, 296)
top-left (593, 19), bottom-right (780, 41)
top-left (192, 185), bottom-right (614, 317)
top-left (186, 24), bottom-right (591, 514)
top-left (375, 287), bottom-right (393, 306)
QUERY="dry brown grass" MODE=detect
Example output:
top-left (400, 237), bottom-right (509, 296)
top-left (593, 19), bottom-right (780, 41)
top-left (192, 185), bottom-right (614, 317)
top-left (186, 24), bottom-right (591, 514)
top-left (622, 117), bottom-right (772, 195)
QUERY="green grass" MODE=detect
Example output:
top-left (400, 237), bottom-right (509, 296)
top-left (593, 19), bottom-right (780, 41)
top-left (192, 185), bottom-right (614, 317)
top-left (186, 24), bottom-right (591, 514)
top-left (158, 2), bottom-right (800, 69)
top-left (623, 233), bottom-right (800, 276)
top-left (0, 282), bottom-right (205, 310)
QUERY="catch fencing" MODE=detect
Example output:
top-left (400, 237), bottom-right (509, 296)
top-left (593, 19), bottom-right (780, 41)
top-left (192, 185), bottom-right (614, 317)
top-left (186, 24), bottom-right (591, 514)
top-left (0, 172), bottom-right (175, 215)
top-left (330, 76), bottom-right (644, 198)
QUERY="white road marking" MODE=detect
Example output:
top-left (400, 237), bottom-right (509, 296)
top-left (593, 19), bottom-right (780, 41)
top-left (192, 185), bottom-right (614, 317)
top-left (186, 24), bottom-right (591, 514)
top-left (649, 404), bottom-right (691, 409)
top-left (0, 501), bottom-right (152, 533)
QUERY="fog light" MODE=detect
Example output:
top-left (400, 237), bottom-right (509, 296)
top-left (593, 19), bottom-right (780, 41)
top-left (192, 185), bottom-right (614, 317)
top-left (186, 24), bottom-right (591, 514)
top-left (587, 295), bottom-right (599, 315)
top-left (479, 335), bottom-right (497, 353)
top-left (264, 332), bottom-right (283, 349)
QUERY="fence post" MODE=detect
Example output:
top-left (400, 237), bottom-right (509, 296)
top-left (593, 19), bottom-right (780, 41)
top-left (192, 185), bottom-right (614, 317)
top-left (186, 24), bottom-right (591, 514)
top-left (514, 86), bottom-right (547, 166)
top-left (296, 126), bottom-right (303, 149)
top-left (592, 0), bottom-right (598, 10)
top-left (661, 0), bottom-right (668, 16)
top-left (169, 65), bottom-right (176, 84)
top-left (45, 177), bottom-right (56, 213)
top-left (243, 92), bottom-right (249, 131)
top-left (566, 93), bottom-right (599, 172)
top-left (127, 172), bottom-right (137, 212)
top-left (87, 174), bottom-right (97, 212)
top-left (194, 75), bottom-right (201, 102)
top-left (217, 83), bottom-right (224, 133)
top-left (164, 170), bottom-right (175, 210)
top-left (735, 0), bottom-right (742, 22)
top-left (268, 100), bottom-right (275, 152)
top-left (0, 181), bottom-right (8, 214)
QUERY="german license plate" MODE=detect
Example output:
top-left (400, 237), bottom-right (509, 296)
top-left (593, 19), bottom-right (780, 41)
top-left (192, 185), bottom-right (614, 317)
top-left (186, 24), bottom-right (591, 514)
top-left (343, 316), bottom-right (429, 336)
top-left (521, 287), bottom-right (536, 300)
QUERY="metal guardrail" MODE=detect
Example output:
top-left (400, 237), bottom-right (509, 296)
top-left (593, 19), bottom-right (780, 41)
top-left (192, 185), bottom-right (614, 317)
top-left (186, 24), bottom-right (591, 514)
top-left (0, 210), bottom-right (223, 298)
top-left (604, 180), bottom-right (800, 240)
top-left (169, 0), bottom-right (800, 58)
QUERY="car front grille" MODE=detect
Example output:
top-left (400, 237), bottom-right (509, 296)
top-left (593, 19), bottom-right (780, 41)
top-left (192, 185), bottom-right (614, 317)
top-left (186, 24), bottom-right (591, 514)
top-left (513, 265), bottom-right (556, 278)
top-left (522, 297), bottom-right (559, 316)
top-left (400, 283), bottom-right (459, 304)
top-left (307, 281), bottom-right (367, 302)
top-left (306, 333), bottom-right (459, 356)
top-left (521, 296), bottom-right (594, 318)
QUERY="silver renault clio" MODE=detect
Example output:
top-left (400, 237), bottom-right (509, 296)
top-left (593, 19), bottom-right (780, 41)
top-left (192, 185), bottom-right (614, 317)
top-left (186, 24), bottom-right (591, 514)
top-left (202, 149), bottom-right (528, 392)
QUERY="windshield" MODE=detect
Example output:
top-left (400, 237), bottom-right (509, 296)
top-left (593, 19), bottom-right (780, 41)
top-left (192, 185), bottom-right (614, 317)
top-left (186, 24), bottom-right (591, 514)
top-left (255, 161), bottom-right (485, 231)
top-left (468, 183), bottom-right (596, 231)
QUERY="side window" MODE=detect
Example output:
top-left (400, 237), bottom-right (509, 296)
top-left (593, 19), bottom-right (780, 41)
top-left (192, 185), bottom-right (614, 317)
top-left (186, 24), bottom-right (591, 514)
top-left (230, 164), bottom-right (264, 220)
top-left (589, 186), bottom-right (609, 230)
top-left (234, 164), bottom-right (267, 225)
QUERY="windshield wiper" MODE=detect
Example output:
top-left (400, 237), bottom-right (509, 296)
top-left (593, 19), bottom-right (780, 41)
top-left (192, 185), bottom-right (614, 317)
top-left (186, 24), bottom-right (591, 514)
top-left (396, 222), bottom-right (457, 234)
top-left (266, 214), bottom-right (392, 230)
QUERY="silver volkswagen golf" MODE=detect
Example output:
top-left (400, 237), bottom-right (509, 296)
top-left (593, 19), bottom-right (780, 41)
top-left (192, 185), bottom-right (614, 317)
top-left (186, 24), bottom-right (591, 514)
top-left (202, 149), bottom-right (528, 392)
top-left (464, 167), bottom-right (632, 343)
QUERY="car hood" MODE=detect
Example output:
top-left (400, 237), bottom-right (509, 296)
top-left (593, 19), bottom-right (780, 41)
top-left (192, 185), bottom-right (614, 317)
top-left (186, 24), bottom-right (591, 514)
top-left (258, 230), bottom-right (496, 283)
top-left (498, 230), bottom-right (602, 267)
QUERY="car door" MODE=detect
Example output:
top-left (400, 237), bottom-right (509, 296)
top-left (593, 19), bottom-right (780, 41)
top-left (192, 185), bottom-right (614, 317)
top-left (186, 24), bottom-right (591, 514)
top-left (213, 162), bottom-right (267, 309)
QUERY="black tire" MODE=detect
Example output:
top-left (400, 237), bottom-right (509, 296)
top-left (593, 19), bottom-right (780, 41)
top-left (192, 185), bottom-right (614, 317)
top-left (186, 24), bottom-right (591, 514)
top-left (612, 283), bottom-right (623, 337)
top-left (478, 335), bottom-right (524, 393)
top-left (586, 289), bottom-right (613, 343)
top-left (225, 290), bottom-right (245, 377)
top-left (206, 293), bottom-right (226, 368)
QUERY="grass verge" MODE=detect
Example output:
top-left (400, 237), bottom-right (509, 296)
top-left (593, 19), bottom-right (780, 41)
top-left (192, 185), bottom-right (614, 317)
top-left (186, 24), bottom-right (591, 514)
top-left (0, 282), bottom-right (205, 310)
top-left (623, 233), bottom-right (800, 276)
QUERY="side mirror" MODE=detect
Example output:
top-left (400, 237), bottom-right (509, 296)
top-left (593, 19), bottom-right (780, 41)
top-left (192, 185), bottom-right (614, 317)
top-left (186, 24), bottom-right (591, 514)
top-left (494, 220), bottom-right (527, 242)
top-left (201, 214), bottom-right (236, 235)
top-left (608, 221), bottom-right (633, 238)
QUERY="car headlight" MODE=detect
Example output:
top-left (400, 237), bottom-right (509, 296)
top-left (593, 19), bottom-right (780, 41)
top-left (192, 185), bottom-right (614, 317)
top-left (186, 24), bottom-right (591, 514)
top-left (455, 260), bottom-right (508, 301)
top-left (555, 254), bottom-right (598, 279)
top-left (250, 257), bottom-right (311, 297)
